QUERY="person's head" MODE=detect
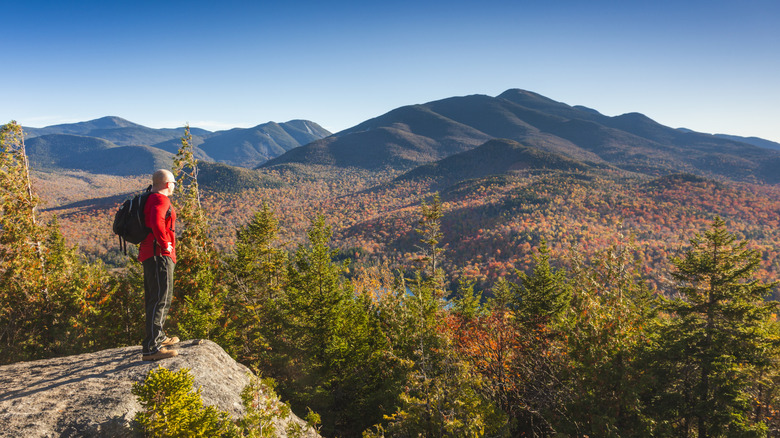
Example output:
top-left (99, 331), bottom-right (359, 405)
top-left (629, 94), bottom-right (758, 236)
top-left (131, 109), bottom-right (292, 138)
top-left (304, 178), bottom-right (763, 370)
top-left (152, 169), bottom-right (176, 196)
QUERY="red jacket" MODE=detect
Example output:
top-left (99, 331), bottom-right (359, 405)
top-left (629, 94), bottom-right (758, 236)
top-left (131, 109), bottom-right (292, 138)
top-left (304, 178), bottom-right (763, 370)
top-left (138, 193), bottom-right (176, 263)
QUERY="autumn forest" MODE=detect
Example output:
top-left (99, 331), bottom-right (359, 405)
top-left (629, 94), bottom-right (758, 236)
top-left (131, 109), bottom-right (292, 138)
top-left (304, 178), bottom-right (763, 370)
top-left (3, 112), bottom-right (780, 437)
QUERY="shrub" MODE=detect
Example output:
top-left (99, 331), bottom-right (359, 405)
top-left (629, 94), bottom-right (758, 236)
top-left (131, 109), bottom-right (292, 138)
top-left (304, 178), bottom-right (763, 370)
top-left (132, 367), bottom-right (239, 437)
top-left (133, 367), bottom-right (318, 437)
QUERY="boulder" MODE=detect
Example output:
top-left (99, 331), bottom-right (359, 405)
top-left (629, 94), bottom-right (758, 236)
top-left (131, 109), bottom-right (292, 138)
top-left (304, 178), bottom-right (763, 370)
top-left (0, 340), bottom-right (320, 437)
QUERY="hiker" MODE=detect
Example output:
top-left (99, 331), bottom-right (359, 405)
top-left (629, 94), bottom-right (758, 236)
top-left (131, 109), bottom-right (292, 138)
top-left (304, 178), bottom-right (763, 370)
top-left (140, 169), bottom-right (180, 361)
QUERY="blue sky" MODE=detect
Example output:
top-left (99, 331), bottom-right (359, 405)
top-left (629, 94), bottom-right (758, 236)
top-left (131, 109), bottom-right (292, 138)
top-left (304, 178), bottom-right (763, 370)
top-left (3, 0), bottom-right (779, 142)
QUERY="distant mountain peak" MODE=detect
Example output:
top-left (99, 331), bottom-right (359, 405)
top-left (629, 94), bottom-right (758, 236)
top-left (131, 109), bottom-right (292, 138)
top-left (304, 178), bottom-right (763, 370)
top-left (498, 89), bottom-right (562, 105)
top-left (23, 116), bottom-right (145, 139)
top-left (88, 116), bottom-right (141, 129)
top-left (615, 112), bottom-right (655, 122)
top-left (196, 120), bottom-right (331, 168)
top-left (499, 88), bottom-right (543, 98)
top-left (572, 105), bottom-right (602, 115)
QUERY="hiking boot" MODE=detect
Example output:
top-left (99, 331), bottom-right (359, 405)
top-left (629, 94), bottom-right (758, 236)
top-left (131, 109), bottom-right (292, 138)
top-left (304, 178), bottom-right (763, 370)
top-left (161, 336), bottom-right (180, 347)
top-left (142, 348), bottom-right (178, 361)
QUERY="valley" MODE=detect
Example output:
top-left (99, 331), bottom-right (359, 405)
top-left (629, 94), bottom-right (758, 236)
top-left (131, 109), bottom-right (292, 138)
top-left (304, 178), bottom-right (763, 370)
top-left (28, 89), bottom-right (780, 297)
top-left (35, 161), bottom-right (780, 299)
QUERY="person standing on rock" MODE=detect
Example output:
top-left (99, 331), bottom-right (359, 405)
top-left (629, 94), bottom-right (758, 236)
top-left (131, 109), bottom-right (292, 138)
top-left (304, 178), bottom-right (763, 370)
top-left (140, 169), bottom-right (180, 361)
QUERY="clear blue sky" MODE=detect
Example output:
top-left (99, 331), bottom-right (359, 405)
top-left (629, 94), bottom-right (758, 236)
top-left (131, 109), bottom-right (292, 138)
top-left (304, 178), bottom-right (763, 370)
top-left (3, 0), bottom-right (779, 142)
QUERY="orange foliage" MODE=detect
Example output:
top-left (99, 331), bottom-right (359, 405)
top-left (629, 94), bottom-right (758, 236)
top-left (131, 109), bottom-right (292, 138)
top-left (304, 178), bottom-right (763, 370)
top-left (34, 167), bottom-right (780, 297)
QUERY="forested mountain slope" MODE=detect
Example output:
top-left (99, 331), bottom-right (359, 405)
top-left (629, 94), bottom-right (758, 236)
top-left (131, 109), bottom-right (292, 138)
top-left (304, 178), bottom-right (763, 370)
top-left (198, 120), bottom-right (330, 168)
top-left (397, 138), bottom-right (595, 188)
top-left (26, 134), bottom-right (175, 176)
top-left (264, 89), bottom-right (780, 184)
top-left (23, 117), bottom-right (330, 172)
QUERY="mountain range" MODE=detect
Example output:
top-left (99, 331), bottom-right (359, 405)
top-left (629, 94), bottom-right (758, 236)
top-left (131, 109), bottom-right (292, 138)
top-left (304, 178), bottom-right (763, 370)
top-left (24, 90), bottom-right (780, 293)
top-left (25, 116), bottom-right (209, 145)
top-left (21, 90), bottom-right (780, 185)
top-left (263, 89), bottom-right (780, 184)
top-left (713, 133), bottom-right (780, 151)
top-left (24, 134), bottom-right (175, 176)
top-left (23, 117), bottom-right (331, 174)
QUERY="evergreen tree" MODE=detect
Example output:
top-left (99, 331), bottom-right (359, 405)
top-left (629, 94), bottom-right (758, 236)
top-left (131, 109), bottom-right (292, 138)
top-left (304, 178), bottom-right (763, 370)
top-left (230, 202), bottom-right (287, 301)
top-left (284, 216), bottom-right (348, 365)
top-left (508, 241), bottom-right (573, 435)
top-left (562, 241), bottom-right (656, 437)
top-left (133, 367), bottom-right (239, 437)
top-left (515, 239), bottom-right (571, 328)
top-left (0, 122), bottom-right (101, 362)
top-left (748, 317), bottom-right (780, 435)
top-left (371, 273), bottom-right (509, 438)
top-left (369, 197), bottom-right (509, 437)
top-left (0, 121), bottom-right (50, 362)
top-left (171, 125), bottom-right (228, 342)
top-left (93, 256), bottom-right (145, 348)
top-left (276, 216), bottom-right (397, 437)
top-left (652, 217), bottom-right (779, 437)
top-left (225, 202), bottom-right (288, 365)
top-left (451, 243), bottom-right (574, 436)
top-left (415, 193), bottom-right (444, 281)
top-left (40, 217), bottom-right (103, 355)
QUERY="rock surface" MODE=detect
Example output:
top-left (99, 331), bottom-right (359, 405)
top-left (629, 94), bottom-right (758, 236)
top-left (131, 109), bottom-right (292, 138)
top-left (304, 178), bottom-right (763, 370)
top-left (0, 340), bottom-right (320, 437)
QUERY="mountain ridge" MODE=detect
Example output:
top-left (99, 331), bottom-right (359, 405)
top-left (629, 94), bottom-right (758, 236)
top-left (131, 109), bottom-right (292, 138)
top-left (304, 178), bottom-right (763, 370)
top-left (263, 89), bottom-right (780, 184)
top-left (397, 138), bottom-right (595, 189)
top-left (25, 134), bottom-right (176, 176)
top-left (22, 117), bottom-right (331, 175)
top-left (24, 116), bottom-right (212, 147)
top-left (18, 90), bottom-right (780, 184)
top-left (714, 133), bottom-right (780, 151)
top-left (198, 120), bottom-right (330, 168)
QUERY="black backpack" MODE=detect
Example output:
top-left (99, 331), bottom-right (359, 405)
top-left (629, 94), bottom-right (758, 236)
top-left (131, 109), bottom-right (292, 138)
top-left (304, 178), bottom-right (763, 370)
top-left (113, 185), bottom-right (153, 253)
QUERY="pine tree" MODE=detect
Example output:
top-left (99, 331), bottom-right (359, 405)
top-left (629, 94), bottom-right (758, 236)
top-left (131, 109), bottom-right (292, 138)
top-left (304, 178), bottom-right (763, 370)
top-left (171, 125), bottom-right (227, 342)
top-left (516, 239), bottom-right (571, 327)
top-left (94, 257), bottom-right (145, 348)
top-left (0, 122), bottom-right (97, 362)
top-left (652, 217), bottom-right (779, 437)
top-left (562, 240), bottom-right (656, 437)
top-left (415, 193), bottom-right (444, 282)
top-left (225, 202), bottom-right (288, 365)
top-left (0, 122), bottom-right (48, 361)
top-left (284, 216), bottom-right (348, 364)
top-left (369, 196), bottom-right (509, 437)
top-left (503, 242), bottom-right (573, 435)
top-left (39, 217), bottom-right (95, 354)
top-left (371, 271), bottom-right (509, 438)
top-left (748, 317), bottom-right (780, 435)
top-left (231, 202), bottom-right (286, 299)
top-left (0, 122), bottom-right (61, 361)
top-left (277, 216), bottom-right (396, 436)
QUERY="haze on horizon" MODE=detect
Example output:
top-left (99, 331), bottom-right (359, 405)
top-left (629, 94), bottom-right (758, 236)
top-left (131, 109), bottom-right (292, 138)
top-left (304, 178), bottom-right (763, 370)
top-left (3, 0), bottom-right (779, 143)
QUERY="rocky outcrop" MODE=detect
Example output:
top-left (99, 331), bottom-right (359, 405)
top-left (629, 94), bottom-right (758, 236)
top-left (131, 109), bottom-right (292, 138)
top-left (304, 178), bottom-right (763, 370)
top-left (0, 340), bottom-right (320, 437)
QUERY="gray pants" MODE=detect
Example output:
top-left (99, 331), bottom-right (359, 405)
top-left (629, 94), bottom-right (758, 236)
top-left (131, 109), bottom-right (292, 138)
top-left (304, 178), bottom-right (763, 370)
top-left (142, 256), bottom-right (175, 354)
